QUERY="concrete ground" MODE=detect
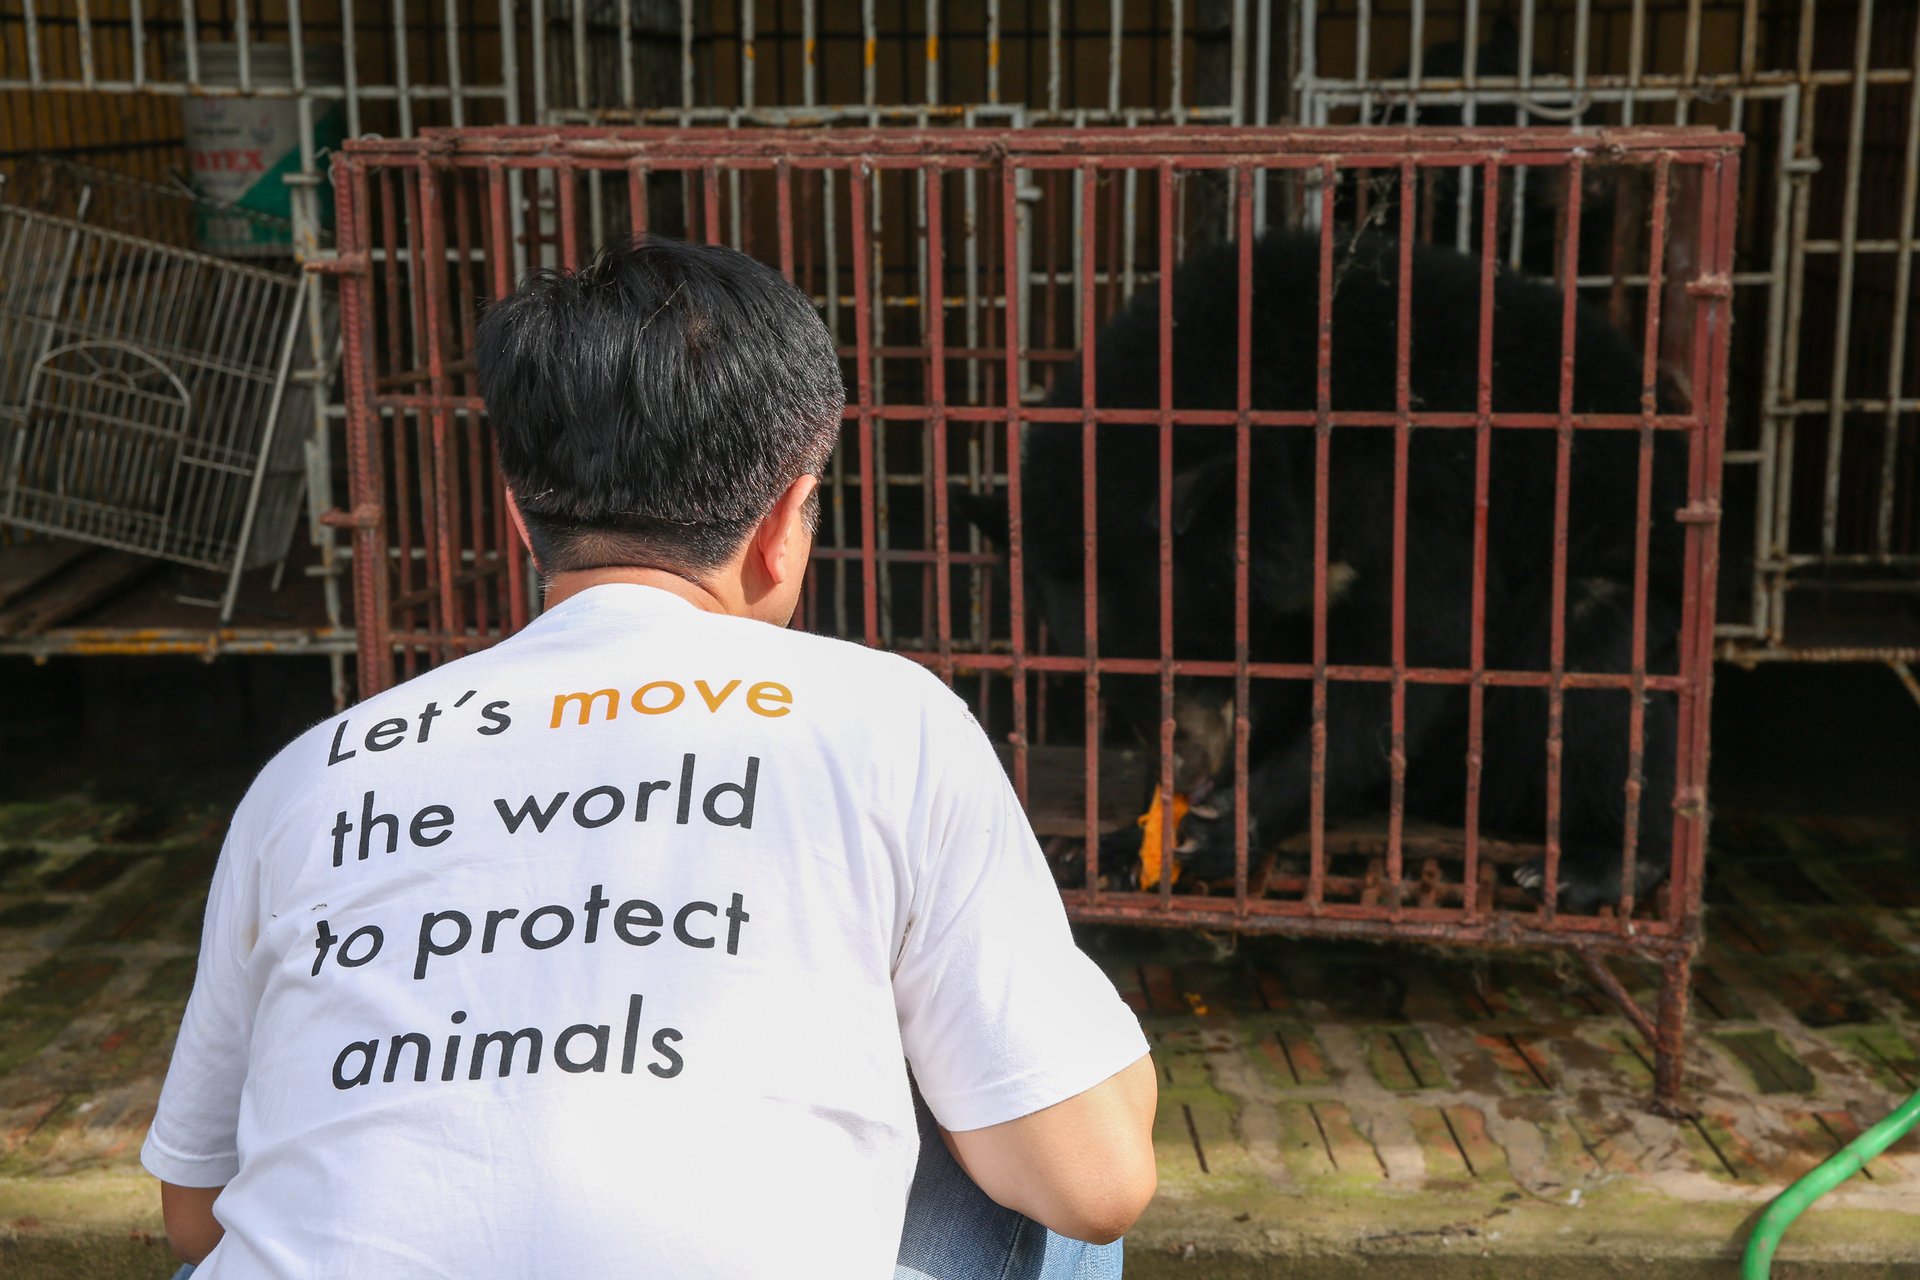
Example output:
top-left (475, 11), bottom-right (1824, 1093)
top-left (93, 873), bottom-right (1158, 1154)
top-left (0, 660), bottom-right (1916, 1277)
top-left (1097, 813), bottom-right (1920, 1277)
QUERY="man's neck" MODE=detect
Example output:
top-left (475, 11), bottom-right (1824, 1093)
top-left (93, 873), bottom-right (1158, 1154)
top-left (543, 566), bottom-right (732, 615)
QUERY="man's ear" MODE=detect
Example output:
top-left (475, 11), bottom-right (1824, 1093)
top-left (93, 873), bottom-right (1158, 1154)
top-left (952, 487), bottom-right (1012, 549)
top-left (754, 473), bottom-right (819, 584)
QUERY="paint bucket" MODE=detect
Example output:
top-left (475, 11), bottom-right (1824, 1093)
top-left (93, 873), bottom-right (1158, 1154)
top-left (169, 44), bottom-right (347, 257)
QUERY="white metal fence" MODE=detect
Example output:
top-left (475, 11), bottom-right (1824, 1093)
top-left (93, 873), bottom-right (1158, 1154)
top-left (1295, 1), bottom-right (1920, 663)
top-left (2, 1), bottom-right (1914, 674)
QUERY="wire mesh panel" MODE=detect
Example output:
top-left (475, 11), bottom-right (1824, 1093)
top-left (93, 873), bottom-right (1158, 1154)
top-left (3, 3), bottom-right (1913, 675)
top-left (0, 1), bottom-right (1270, 248)
top-left (12, 340), bottom-right (193, 549)
top-left (0, 0), bottom-right (1271, 687)
top-left (331, 126), bottom-right (1738, 1106)
top-left (1292, 0), bottom-right (1920, 661)
top-left (0, 203), bottom-right (310, 614)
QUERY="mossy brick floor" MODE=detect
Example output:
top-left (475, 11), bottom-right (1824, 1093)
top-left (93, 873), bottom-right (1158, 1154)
top-left (0, 792), bottom-right (1917, 1278)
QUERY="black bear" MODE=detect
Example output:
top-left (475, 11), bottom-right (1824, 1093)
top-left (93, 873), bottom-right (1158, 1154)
top-left (960, 231), bottom-right (1687, 913)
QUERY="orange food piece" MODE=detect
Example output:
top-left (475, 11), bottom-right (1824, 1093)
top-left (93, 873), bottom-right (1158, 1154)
top-left (1136, 790), bottom-right (1190, 890)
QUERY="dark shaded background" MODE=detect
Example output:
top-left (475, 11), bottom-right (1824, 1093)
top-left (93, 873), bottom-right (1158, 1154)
top-left (3, 654), bottom-right (1915, 828)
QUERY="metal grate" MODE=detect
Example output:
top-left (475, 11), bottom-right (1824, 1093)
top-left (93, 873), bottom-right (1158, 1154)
top-left (328, 126), bottom-right (1739, 1107)
top-left (14, 340), bottom-right (192, 548)
top-left (0, 0), bottom-right (1273, 692)
top-left (1292, 1), bottom-right (1920, 661)
top-left (7, 3), bottom-right (1910, 673)
top-left (0, 201), bottom-right (311, 617)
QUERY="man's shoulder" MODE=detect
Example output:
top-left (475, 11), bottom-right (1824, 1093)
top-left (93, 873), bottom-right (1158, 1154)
top-left (225, 715), bottom-right (335, 844)
top-left (686, 611), bottom-right (957, 705)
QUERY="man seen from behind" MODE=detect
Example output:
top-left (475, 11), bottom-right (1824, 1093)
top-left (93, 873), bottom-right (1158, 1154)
top-left (142, 235), bottom-right (1158, 1278)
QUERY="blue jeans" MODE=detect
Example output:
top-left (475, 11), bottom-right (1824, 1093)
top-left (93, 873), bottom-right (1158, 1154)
top-left (894, 1087), bottom-right (1125, 1279)
top-left (169, 1096), bottom-right (1123, 1279)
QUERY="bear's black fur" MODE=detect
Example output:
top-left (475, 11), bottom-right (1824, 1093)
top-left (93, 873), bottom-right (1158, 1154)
top-left (962, 231), bottom-right (1687, 912)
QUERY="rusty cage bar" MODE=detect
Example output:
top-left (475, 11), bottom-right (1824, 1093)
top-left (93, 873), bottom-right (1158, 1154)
top-left (329, 125), bottom-right (1739, 1107)
top-left (1292, 1), bottom-right (1920, 669)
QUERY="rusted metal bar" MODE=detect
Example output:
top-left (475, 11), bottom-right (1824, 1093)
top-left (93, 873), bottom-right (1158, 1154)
top-left (383, 168), bottom-right (418, 682)
top-left (262, 392), bottom-right (1705, 433)
top-left (1619, 156), bottom-right (1671, 928)
top-left (970, 139), bottom-right (996, 733)
top-left (335, 151), bottom-right (389, 691)
top-left (1542, 154), bottom-right (1586, 920)
top-left (1390, 158), bottom-right (1414, 909)
top-left (1579, 950), bottom-right (1659, 1045)
top-left (416, 155), bottom-right (464, 668)
top-left (1234, 166), bottom-right (1255, 912)
top-left (1465, 157), bottom-right (1498, 918)
top-left (870, 160), bottom-right (894, 651)
top-left (1080, 163), bottom-right (1102, 903)
top-left (628, 159), bottom-right (650, 238)
top-left (1309, 159), bottom-right (1334, 913)
top-left (850, 163), bottom-right (880, 650)
top-left (1157, 159), bottom-right (1177, 913)
top-left (928, 167), bottom-right (955, 685)
top-left (1652, 951), bottom-right (1698, 1117)
top-left (1678, 154), bottom-right (1740, 940)
top-left (1001, 155), bottom-right (1029, 808)
top-left (702, 164), bottom-right (722, 244)
top-left (835, 650), bottom-right (1700, 691)
top-left (849, 403), bottom-right (1692, 430)
top-left (1062, 892), bottom-right (1692, 949)
top-left (449, 174), bottom-right (489, 643)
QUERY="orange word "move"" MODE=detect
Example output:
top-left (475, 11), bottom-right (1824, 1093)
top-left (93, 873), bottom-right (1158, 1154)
top-left (550, 679), bottom-right (793, 729)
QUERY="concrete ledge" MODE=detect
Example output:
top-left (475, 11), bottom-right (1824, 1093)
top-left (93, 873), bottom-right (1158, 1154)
top-left (6, 1167), bottom-right (1918, 1280)
top-left (1124, 1249), bottom-right (1920, 1280)
top-left (1125, 1190), bottom-right (1920, 1277)
top-left (0, 1169), bottom-right (171, 1280)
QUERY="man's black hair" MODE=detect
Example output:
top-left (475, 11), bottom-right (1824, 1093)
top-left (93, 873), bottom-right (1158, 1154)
top-left (475, 235), bottom-right (846, 577)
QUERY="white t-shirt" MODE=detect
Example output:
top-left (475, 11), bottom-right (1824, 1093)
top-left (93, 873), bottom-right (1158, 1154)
top-left (142, 583), bottom-right (1148, 1278)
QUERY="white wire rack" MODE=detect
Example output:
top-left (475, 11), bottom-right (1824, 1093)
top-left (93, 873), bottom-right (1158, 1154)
top-left (0, 196), bottom-right (311, 621)
top-left (1291, 0), bottom-right (1920, 662)
top-left (0, 1), bottom-right (1914, 670)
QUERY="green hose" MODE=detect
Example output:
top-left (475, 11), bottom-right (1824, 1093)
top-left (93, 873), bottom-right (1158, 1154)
top-left (1741, 1088), bottom-right (1920, 1278)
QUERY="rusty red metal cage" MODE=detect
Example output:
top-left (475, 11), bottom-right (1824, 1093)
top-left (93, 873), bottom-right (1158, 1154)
top-left (326, 125), bottom-right (1739, 1108)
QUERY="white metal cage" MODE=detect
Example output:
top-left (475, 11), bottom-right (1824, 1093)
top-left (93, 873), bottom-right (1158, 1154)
top-left (1, 1), bottom-right (1915, 675)
top-left (1292, 1), bottom-right (1920, 663)
top-left (0, 198), bottom-right (312, 618)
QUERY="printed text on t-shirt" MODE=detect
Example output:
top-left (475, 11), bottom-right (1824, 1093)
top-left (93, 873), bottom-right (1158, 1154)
top-left (311, 676), bottom-right (796, 1097)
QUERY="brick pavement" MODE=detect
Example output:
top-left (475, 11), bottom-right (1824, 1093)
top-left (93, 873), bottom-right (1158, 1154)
top-left (0, 791), bottom-right (1916, 1277)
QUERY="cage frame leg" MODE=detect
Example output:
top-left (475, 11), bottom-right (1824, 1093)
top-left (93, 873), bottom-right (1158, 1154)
top-left (1580, 947), bottom-right (1699, 1117)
